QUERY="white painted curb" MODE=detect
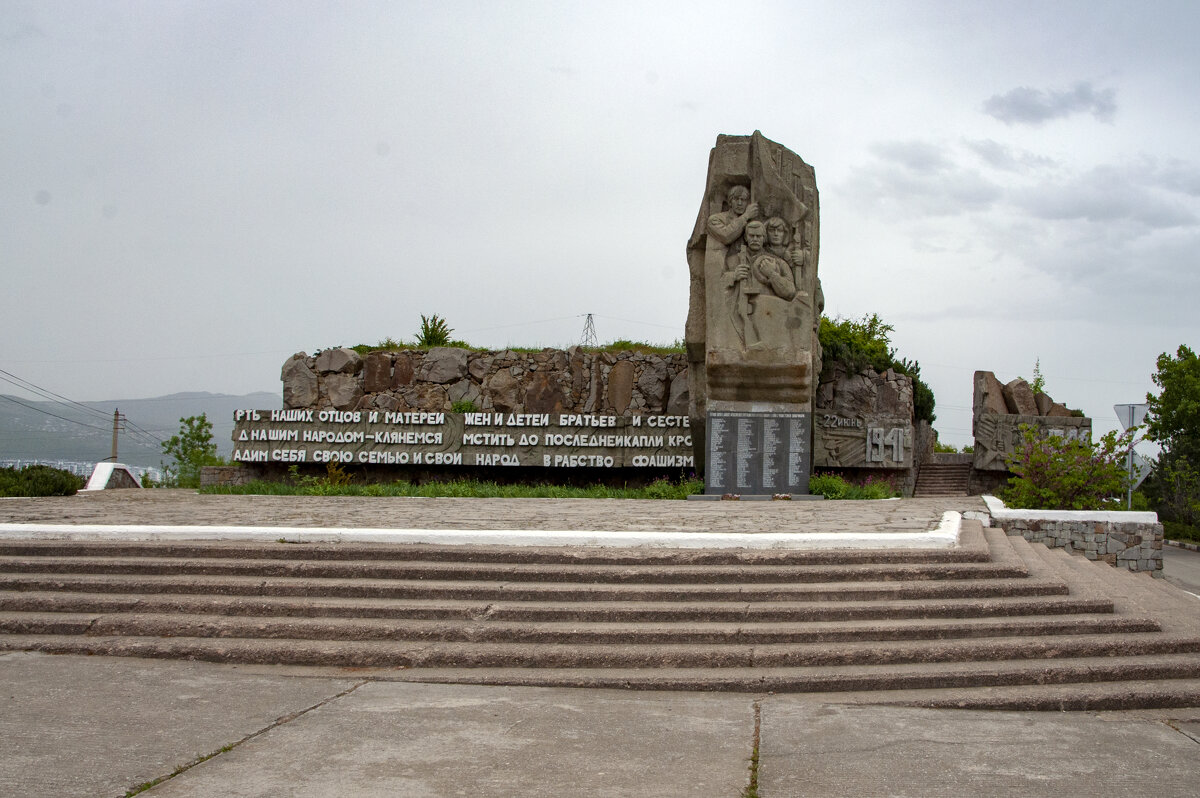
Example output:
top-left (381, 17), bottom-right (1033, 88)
top-left (0, 512), bottom-right (962, 550)
top-left (983, 495), bottom-right (1158, 524)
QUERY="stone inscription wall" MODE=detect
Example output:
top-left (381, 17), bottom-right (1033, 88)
top-left (706, 411), bottom-right (811, 494)
top-left (232, 409), bottom-right (694, 470)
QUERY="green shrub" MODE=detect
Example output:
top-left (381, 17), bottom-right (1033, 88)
top-left (160, 414), bottom-right (225, 488)
top-left (808, 473), bottom-right (898, 500)
top-left (818, 314), bottom-right (936, 423)
top-left (451, 399), bottom-right (479, 413)
top-left (0, 465), bottom-right (85, 497)
top-left (1000, 425), bottom-right (1132, 511)
top-left (416, 314), bottom-right (454, 347)
top-left (1164, 520), bottom-right (1200, 543)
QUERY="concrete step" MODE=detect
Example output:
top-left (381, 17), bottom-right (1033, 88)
top-left (0, 590), bottom-right (1116, 622)
top-left (0, 537), bottom-right (994, 564)
top-left (913, 464), bottom-right (972, 497)
top-left (4, 634), bottom-right (1199, 696)
top-left (1, 630), bottom-right (1194, 669)
top-left (0, 611), bottom-right (1159, 645)
top-left (0, 554), bottom-right (1027, 584)
top-left (382, 655), bottom-right (1200, 695)
top-left (0, 572), bottom-right (1070, 602)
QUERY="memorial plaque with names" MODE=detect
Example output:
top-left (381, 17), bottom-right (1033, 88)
top-left (705, 411), bottom-right (811, 494)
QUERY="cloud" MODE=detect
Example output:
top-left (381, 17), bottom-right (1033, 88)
top-left (869, 141), bottom-right (952, 174)
top-left (1014, 165), bottom-right (1197, 230)
top-left (983, 82), bottom-right (1117, 125)
top-left (843, 140), bottom-right (1002, 218)
top-left (963, 139), bottom-right (1057, 172)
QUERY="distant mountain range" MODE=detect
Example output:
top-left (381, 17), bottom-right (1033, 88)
top-left (0, 391), bottom-right (279, 469)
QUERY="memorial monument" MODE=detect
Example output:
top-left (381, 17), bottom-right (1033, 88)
top-left (686, 132), bottom-right (823, 495)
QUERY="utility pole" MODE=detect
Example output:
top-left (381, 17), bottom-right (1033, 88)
top-left (109, 408), bottom-right (125, 462)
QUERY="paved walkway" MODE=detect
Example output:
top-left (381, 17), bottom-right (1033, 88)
top-left (1, 490), bottom-right (1198, 797)
top-left (0, 490), bottom-right (985, 534)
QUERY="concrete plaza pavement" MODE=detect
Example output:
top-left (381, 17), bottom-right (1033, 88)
top-left (2, 491), bottom-right (1199, 796)
top-left (3, 650), bottom-right (1200, 798)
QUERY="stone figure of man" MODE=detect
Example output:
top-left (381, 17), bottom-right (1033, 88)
top-left (724, 220), bottom-right (797, 348)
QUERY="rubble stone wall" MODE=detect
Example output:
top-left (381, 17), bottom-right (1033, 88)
top-left (983, 498), bottom-right (1163, 575)
top-left (283, 346), bottom-right (690, 417)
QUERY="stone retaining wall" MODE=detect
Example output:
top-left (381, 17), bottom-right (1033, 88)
top-left (983, 496), bottom-right (1164, 575)
top-left (283, 346), bottom-right (690, 417)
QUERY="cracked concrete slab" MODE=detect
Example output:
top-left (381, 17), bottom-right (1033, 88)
top-left (757, 702), bottom-right (1200, 798)
top-left (0, 652), bottom-right (357, 798)
top-left (143, 681), bottom-right (755, 798)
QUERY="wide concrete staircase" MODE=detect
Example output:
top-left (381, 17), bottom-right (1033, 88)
top-left (2, 522), bottom-right (1199, 709)
top-left (913, 462), bottom-right (972, 497)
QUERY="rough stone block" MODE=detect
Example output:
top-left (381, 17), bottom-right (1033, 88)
top-left (973, 371), bottom-right (1009, 419)
top-left (324, 373), bottom-right (363, 411)
top-left (1002, 378), bottom-right (1039, 415)
top-left (524, 371), bottom-right (564, 414)
top-left (608, 361), bottom-right (634, 415)
top-left (281, 354), bottom-right (319, 409)
top-left (315, 347), bottom-right (361, 375)
top-left (363, 352), bottom-right (392, 393)
top-left (418, 347), bottom-right (469, 384)
top-left (391, 353), bottom-right (415, 388)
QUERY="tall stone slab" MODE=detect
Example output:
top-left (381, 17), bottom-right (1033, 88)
top-left (685, 132), bottom-right (822, 494)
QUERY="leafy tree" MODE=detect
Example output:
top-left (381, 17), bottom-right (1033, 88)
top-left (818, 313), bottom-right (936, 423)
top-left (1143, 345), bottom-right (1200, 534)
top-left (1001, 424), bottom-right (1133, 510)
top-left (1145, 345), bottom-right (1200, 462)
top-left (161, 414), bottom-right (223, 488)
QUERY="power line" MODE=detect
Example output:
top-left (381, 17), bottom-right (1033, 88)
top-left (0, 369), bottom-right (112, 421)
top-left (0, 394), bottom-right (110, 432)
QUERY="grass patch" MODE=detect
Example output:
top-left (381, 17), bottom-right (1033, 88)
top-left (202, 476), bottom-right (705, 500)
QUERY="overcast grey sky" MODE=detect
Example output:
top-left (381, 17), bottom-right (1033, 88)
top-left (3, 0), bottom-right (1197, 447)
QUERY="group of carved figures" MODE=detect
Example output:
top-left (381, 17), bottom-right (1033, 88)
top-left (707, 185), bottom-right (823, 350)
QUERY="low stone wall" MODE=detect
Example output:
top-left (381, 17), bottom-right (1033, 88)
top-left (983, 496), bottom-right (1163, 575)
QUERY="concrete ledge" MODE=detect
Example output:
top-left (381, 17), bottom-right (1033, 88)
top-left (0, 512), bottom-right (962, 551)
top-left (983, 495), bottom-right (1158, 524)
top-left (983, 495), bottom-right (1163, 575)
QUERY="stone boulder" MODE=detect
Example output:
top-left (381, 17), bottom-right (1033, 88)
top-left (486, 370), bottom-right (523, 413)
top-left (666, 373), bottom-right (689, 416)
top-left (418, 347), bottom-right (469, 384)
top-left (402, 382), bottom-right (449, 411)
top-left (315, 347), bottom-right (361, 375)
top-left (973, 371), bottom-right (1009, 417)
top-left (363, 352), bottom-right (393, 393)
top-left (524, 371), bottom-right (564, 414)
top-left (448, 379), bottom-right (482, 409)
top-left (281, 354), bottom-right (318, 409)
top-left (1003, 378), bottom-right (1039, 416)
top-left (392, 352), bottom-right (415, 388)
top-left (325, 372), bottom-right (363, 410)
top-left (608, 361), bottom-right (635, 414)
top-left (637, 359), bottom-right (669, 412)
